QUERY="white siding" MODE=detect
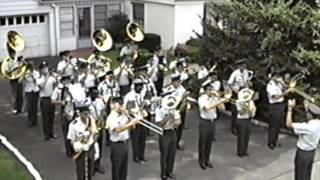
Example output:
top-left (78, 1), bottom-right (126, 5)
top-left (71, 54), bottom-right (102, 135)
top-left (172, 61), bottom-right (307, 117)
top-left (144, 3), bottom-right (175, 49)
top-left (174, 1), bottom-right (204, 46)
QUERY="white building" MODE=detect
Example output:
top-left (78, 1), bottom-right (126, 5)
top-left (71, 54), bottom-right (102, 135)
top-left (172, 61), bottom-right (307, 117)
top-left (0, 0), bottom-right (121, 58)
top-left (0, 0), bottom-right (207, 58)
top-left (124, 0), bottom-right (206, 49)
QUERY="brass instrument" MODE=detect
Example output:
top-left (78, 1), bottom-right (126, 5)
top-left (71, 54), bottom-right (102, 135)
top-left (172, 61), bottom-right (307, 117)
top-left (92, 29), bottom-right (113, 52)
top-left (225, 88), bottom-right (255, 112)
top-left (289, 80), bottom-right (315, 103)
top-left (125, 22), bottom-right (145, 60)
top-left (1, 31), bottom-right (29, 80)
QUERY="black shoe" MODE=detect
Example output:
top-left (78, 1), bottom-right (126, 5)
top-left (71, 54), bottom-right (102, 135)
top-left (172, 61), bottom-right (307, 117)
top-left (161, 174), bottom-right (167, 180)
top-left (231, 129), bottom-right (238, 135)
top-left (205, 162), bottom-right (213, 168)
top-left (274, 143), bottom-right (282, 148)
top-left (50, 134), bottom-right (59, 139)
top-left (199, 162), bottom-right (206, 170)
top-left (166, 173), bottom-right (176, 179)
top-left (33, 123), bottom-right (38, 127)
top-left (268, 144), bottom-right (275, 150)
top-left (44, 136), bottom-right (50, 141)
top-left (95, 166), bottom-right (105, 174)
top-left (177, 145), bottom-right (184, 151)
top-left (238, 153), bottom-right (249, 158)
top-left (212, 137), bottom-right (216, 142)
top-left (133, 157), bottom-right (141, 164)
top-left (140, 157), bottom-right (147, 162)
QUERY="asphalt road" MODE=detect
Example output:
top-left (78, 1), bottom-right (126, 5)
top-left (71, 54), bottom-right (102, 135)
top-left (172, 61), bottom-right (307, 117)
top-left (0, 56), bottom-right (319, 180)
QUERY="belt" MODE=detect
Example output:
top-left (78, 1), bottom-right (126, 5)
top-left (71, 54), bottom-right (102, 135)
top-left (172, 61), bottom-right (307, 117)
top-left (201, 118), bottom-right (215, 122)
top-left (41, 96), bottom-right (51, 99)
top-left (111, 140), bottom-right (128, 144)
top-left (163, 129), bottom-right (175, 132)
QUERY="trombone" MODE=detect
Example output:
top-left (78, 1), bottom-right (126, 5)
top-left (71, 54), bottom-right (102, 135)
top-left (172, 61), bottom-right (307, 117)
top-left (289, 80), bottom-right (316, 103)
top-left (119, 107), bottom-right (163, 135)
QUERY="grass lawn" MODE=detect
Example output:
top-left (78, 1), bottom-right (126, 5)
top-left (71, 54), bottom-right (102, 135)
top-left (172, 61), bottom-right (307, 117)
top-left (0, 146), bottom-right (33, 180)
top-left (102, 49), bottom-right (120, 69)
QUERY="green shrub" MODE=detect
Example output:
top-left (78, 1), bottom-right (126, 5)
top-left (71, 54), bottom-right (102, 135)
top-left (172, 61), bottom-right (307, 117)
top-left (107, 13), bottom-right (129, 43)
top-left (138, 33), bottom-right (161, 52)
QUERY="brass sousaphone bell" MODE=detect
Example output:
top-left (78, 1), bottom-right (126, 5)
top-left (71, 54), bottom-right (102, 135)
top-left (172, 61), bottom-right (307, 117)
top-left (126, 22), bottom-right (145, 42)
top-left (92, 29), bottom-right (113, 52)
top-left (1, 31), bottom-right (28, 80)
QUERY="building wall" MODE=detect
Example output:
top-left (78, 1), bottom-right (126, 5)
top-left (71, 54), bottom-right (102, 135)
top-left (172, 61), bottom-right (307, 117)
top-left (174, 1), bottom-right (204, 46)
top-left (0, 0), bottom-right (55, 58)
top-left (144, 2), bottom-right (175, 49)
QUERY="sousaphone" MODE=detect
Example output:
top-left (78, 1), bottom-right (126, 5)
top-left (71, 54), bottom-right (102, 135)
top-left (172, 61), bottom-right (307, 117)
top-left (1, 31), bottom-right (28, 80)
top-left (126, 22), bottom-right (144, 42)
top-left (92, 29), bottom-right (113, 52)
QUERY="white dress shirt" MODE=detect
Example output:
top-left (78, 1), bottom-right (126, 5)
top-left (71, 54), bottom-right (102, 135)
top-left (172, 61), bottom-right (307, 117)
top-left (266, 80), bottom-right (284, 104)
top-left (98, 79), bottom-right (120, 98)
top-left (123, 91), bottom-right (144, 114)
top-left (236, 100), bottom-right (255, 119)
top-left (106, 111), bottom-right (130, 142)
top-left (198, 94), bottom-right (218, 120)
top-left (89, 98), bottom-right (106, 120)
top-left (24, 70), bottom-right (40, 93)
top-left (36, 75), bottom-right (56, 97)
top-left (77, 73), bottom-right (96, 91)
top-left (227, 69), bottom-right (251, 92)
top-left (292, 120), bottom-right (320, 151)
top-left (57, 58), bottom-right (77, 77)
top-left (114, 67), bottom-right (130, 86)
top-left (67, 117), bottom-right (88, 142)
top-left (197, 67), bottom-right (209, 80)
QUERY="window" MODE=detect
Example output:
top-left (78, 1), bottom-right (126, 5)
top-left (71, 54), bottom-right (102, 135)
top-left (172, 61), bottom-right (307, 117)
top-left (32, 15), bottom-right (37, 23)
top-left (39, 15), bottom-right (45, 23)
top-left (16, 17), bottom-right (22, 25)
top-left (94, 5), bottom-right (107, 29)
top-left (60, 7), bottom-right (74, 37)
top-left (78, 7), bottom-right (91, 38)
top-left (0, 17), bottom-right (5, 26)
top-left (8, 17), bottom-right (14, 25)
top-left (24, 16), bottom-right (30, 24)
top-left (132, 3), bottom-right (144, 28)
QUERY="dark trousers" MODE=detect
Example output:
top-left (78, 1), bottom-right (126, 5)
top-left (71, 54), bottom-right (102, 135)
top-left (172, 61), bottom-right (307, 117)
top-left (198, 119), bottom-right (215, 164)
top-left (120, 85), bottom-right (130, 97)
top-left (159, 129), bottom-right (177, 176)
top-left (294, 148), bottom-right (315, 180)
top-left (9, 79), bottom-right (23, 112)
top-left (75, 147), bottom-right (95, 180)
top-left (176, 110), bottom-right (186, 147)
top-left (110, 141), bottom-right (128, 180)
top-left (40, 97), bottom-right (55, 138)
top-left (268, 102), bottom-right (286, 145)
top-left (236, 118), bottom-right (251, 156)
top-left (95, 130), bottom-right (104, 168)
top-left (155, 77), bottom-right (164, 96)
top-left (130, 125), bottom-right (148, 160)
top-left (25, 91), bottom-right (39, 125)
top-left (230, 104), bottom-right (238, 134)
top-left (61, 114), bottom-right (74, 157)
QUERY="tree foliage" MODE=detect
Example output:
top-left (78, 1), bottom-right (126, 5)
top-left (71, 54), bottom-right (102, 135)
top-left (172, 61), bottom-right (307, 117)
top-left (200, 0), bottom-right (320, 88)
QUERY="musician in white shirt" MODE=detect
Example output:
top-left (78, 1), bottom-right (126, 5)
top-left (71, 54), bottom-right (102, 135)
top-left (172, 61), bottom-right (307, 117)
top-left (77, 62), bottom-right (96, 93)
top-left (24, 62), bottom-right (40, 127)
top-left (114, 59), bottom-right (133, 96)
top-left (98, 70), bottom-right (120, 98)
top-left (266, 72), bottom-right (292, 150)
top-left (36, 62), bottom-right (58, 140)
top-left (57, 51), bottom-right (77, 79)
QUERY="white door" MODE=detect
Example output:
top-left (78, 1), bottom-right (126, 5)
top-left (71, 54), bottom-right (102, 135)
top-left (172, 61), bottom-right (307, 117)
top-left (0, 14), bottom-right (50, 58)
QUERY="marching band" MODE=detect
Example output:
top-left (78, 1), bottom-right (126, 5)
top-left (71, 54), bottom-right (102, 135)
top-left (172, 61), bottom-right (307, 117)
top-left (1, 24), bottom-right (319, 180)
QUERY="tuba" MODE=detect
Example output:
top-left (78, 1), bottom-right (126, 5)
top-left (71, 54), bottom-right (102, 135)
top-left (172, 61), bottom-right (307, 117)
top-left (125, 22), bottom-right (145, 60)
top-left (1, 31), bottom-right (28, 80)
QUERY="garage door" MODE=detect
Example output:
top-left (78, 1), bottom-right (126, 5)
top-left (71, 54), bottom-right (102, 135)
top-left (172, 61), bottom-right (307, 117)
top-left (0, 14), bottom-right (50, 58)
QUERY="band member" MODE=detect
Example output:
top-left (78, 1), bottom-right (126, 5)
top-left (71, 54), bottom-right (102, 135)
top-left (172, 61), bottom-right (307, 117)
top-left (199, 71), bottom-right (221, 94)
top-left (57, 51), bottom-right (77, 79)
top-left (88, 87), bottom-right (107, 174)
top-left (163, 74), bottom-right (187, 150)
top-left (88, 50), bottom-right (111, 72)
top-left (227, 60), bottom-right (253, 135)
top-left (286, 99), bottom-right (320, 180)
top-left (266, 72), bottom-right (292, 150)
top-left (106, 97), bottom-right (141, 180)
top-left (235, 88), bottom-right (256, 157)
top-left (197, 59), bottom-right (217, 80)
top-left (51, 75), bottom-right (75, 157)
top-left (24, 61), bottom-right (40, 127)
top-left (114, 59), bottom-right (134, 96)
top-left (7, 48), bottom-right (24, 114)
top-left (120, 40), bottom-right (136, 61)
top-left (123, 79), bottom-right (148, 163)
top-left (98, 70), bottom-right (120, 98)
top-left (155, 95), bottom-right (181, 180)
top-left (67, 106), bottom-right (99, 180)
top-left (197, 83), bottom-right (228, 169)
top-left (36, 62), bottom-right (58, 140)
top-left (77, 62), bottom-right (97, 93)
top-left (154, 52), bottom-right (167, 95)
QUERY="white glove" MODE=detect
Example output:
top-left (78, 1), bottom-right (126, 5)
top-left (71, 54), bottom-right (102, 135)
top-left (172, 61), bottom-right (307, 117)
top-left (73, 142), bottom-right (83, 153)
top-left (94, 143), bottom-right (100, 161)
top-left (82, 143), bottom-right (90, 151)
